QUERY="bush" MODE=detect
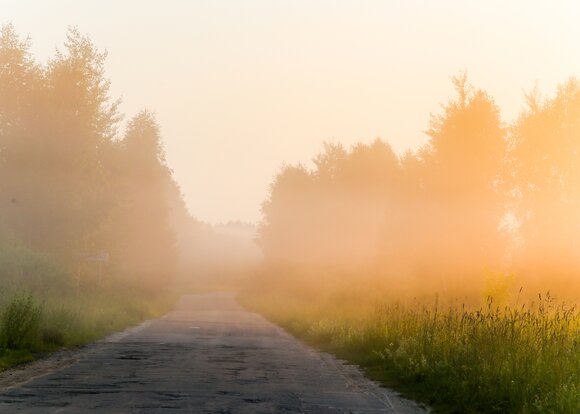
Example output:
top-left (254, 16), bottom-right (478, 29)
top-left (0, 293), bottom-right (42, 350)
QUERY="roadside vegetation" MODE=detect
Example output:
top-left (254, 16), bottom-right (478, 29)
top-left (0, 243), bottom-right (176, 371)
top-left (242, 285), bottom-right (579, 413)
top-left (247, 73), bottom-right (580, 412)
top-left (2, 20), bottom-right (579, 412)
top-left (0, 24), bottom-right (262, 372)
top-left (0, 25), bottom-right (190, 371)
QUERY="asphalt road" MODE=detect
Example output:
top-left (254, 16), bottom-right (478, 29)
top-left (0, 292), bottom-right (427, 413)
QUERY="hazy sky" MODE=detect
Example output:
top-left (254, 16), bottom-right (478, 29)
top-left (3, 1), bottom-right (580, 223)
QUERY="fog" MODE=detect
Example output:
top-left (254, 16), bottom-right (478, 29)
top-left (253, 76), bottom-right (580, 304)
top-left (1, 6), bottom-right (580, 305)
top-left (5, 1), bottom-right (580, 223)
top-left (1, 6), bottom-right (578, 413)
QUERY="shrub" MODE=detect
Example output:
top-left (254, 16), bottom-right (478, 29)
top-left (0, 293), bottom-right (42, 350)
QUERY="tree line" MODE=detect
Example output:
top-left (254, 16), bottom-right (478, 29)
top-left (258, 74), bottom-right (580, 300)
top-left (0, 25), bottom-right (192, 291)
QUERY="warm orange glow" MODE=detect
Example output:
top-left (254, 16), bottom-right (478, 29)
top-left (5, 1), bottom-right (580, 223)
top-left (255, 74), bottom-right (580, 303)
top-left (0, 6), bottom-right (578, 412)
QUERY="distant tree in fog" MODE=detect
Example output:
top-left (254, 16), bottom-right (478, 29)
top-left (509, 78), bottom-right (580, 272)
top-left (0, 25), bottom-right (185, 291)
top-left (418, 73), bottom-right (507, 276)
top-left (111, 111), bottom-right (177, 289)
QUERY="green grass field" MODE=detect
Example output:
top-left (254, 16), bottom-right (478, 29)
top-left (242, 289), bottom-right (579, 413)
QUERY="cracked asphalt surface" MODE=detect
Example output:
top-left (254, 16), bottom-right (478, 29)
top-left (0, 292), bottom-right (427, 413)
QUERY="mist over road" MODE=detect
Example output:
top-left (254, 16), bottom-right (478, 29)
top-left (0, 293), bottom-right (425, 413)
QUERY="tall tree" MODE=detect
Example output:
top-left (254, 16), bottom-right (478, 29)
top-left (112, 111), bottom-right (177, 289)
top-left (42, 27), bottom-right (121, 257)
top-left (0, 24), bottom-right (42, 244)
top-left (0, 26), bottom-right (121, 259)
top-left (509, 78), bottom-right (580, 269)
top-left (420, 73), bottom-right (506, 276)
top-left (259, 164), bottom-right (313, 263)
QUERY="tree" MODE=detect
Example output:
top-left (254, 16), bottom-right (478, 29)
top-left (259, 164), bottom-right (313, 263)
top-left (509, 78), bottom-right (580, 271)
top-left (385, 74), bottom-right (507, 285)
top-left (111, 111), bottom-right (177, 289)
top-left (0, 25), bottom-right (191, 292)
top-left (0, 26), bottom-right (121, 259)
top-left (259, 140), bottom-right (404, 269)
top-left (41, 27), bottom-right (121, 257)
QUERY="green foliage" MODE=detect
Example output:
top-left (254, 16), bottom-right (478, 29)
top-left (0, 349), bottom-right (35, 371)
top-left (37, 290), bottom-right (176, 348)
top-left (245, 292), bottom-right (579, 413)
top-left (0, 293), bottom-right (42, 350)
top-left (0, 288), bottom-right (176, 369)
top-left (0, 245), bottom-right (177, 359)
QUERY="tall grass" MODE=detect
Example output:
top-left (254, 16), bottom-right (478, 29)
top-left (38, 291), bottom-right (175, 348)
top-left (0, 293), bottom-right (42, 350)
top-left (0, 242), bottom-right (176, 371)
top-left (243, 291), bottom-right (580, 413)
top-left (0, 290), bottom-right (175, 371)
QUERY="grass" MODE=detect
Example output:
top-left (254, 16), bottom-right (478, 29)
top-left (0, 289), bottom-right (176, 370)
top-left (0, 242), bottom-right (177, 371)
top-left (242, 289), bottom-right (580, 413)
top-left (0, 293), bottom-right (42, 350)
